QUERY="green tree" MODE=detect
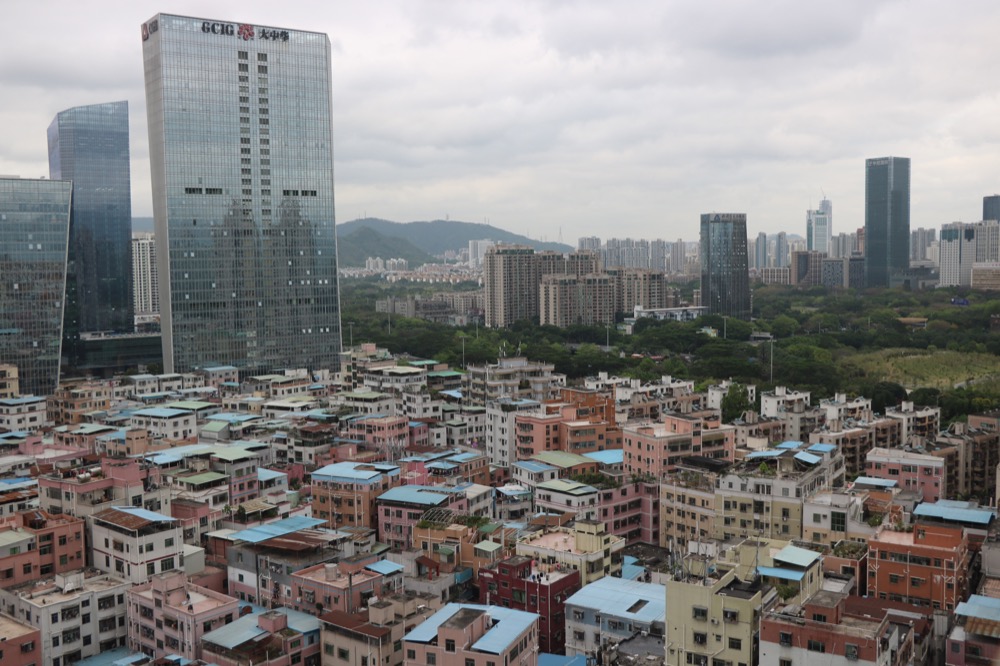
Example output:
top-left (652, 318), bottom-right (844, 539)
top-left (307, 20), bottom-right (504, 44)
top-left (721, 383), bottom-right (751, 422)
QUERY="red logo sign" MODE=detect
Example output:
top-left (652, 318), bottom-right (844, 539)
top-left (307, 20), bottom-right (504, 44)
top-left (238, 24), bottom-right (255, 41)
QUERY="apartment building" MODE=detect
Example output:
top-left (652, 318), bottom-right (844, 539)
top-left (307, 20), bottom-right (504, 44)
top-left (478, 555), bottom-right (581, 654)
top-left (623, 413), bottom-right (734, 477)
top-left (885, 401), bottom-right (941, 446)
top-left (320, 592), bottom-right (442, 666)
top-left (376, 486), bottom-right (469, 550)
top-left (934, 422), bottom-right (1000, 502)
top-left (403, 603), bottom-right (539, 666)
top-left (810, 421), bottom-right (875, 478)
top-left (486, 398), bottom-right (541, 468)
top-left (868, 521), bottom-right (970, 611)
top-left (312, 461), bottom-right (403, 531)
top-left (127, 570), bottom-right (238, 660)
top-left (464, 356), bottom-right (565, 405)
top-left (946, 595), bottom-right (1000, 666)
top-left (0, 612), bottom-right (39, 666)
top-left (0, 510), bottom-right (85, 587)
top-left (515, 521), bottom-right (624, 584)
top-left (534, 479), bottom-right (599, 521)
top-left (761, 590), bottom-right (913, 666)
top-left (659, 464), bottom-right (721, 551)
top-left (203, 607), bottom-right (321, 666)
top-left (46, 380), bottom-right (115, 425)
top-left (666, 567), bottom-right (769, 666)
top-left (91, 506), bottom-right (184, 584)
top-left (761, 386), bottom-right (811, 418)
top-left (714, 442), bottom-right (845, 542)
top-left (564, 576), bottom-right (666, 657)
top-left (290, 560), bottom-right (385, 616)
top-left (539, 273), bottom-right (616, 327)
top-left (0, 364), bottom-right (18, 399)
top-left (0, 569), bottom-right (130, 665)
top-left (802, 490), bottom-right (877, 546)
top-left (129, 407), bottom-right (197, 443)
top-left (864, 447), bottom-right (946, 502)
top-left (0, 396), bottom-right (46, 432)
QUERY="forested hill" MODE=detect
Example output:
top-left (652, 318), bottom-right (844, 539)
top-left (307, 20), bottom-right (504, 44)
top-left (336, 217), bottom-right (573, 256)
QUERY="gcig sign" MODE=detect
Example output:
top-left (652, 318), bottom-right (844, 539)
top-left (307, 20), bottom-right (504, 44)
top-left (202, 21), bottom-right (289, 41)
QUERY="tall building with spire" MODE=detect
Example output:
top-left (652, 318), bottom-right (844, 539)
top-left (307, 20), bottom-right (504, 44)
top-left (141, 14), bottom-right (342, 374)
top-left (865, 157), bottom-right (910, 288)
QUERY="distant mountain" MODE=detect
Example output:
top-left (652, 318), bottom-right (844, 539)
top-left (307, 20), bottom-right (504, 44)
top-left (337, 218), bottom-right (574, 256)
top-left (337, 227), bottom-right (437, 268)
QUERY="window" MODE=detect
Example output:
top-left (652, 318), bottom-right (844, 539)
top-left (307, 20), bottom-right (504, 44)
top-left (728, 638), bottom-right (742, 650)
top-left (446, 640), bottom-right (456, 652)
top-left (466, 660), bottom-right (475, 666)
top-left (427, 654), bottom-right (437, 665)
top-left (845, 645), bottom-right (858, 661)
top-left (807, 640), bottom-right (825, 653)
top-left (812, 613), bottom-right (826, 622)
top-left (693, 606), bottom-right (708, 620)
top-left (338, 648), bottom-right (350, 660)
top-left (694, 632), bottom-right (707, 646)
top-left (779, 660), bottom-right (792, 666)
top-left (779, 632), bottom-right (792, 647)
top-left (407, 650), bottom-right (416, 660)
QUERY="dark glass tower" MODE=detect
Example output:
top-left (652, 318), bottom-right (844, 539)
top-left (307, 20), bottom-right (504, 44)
top-left (47, 101), bottom-right (133, 350)
top-left (141, 15), bottom-right (342, 375)
top-left (864, 157), bottom-right (910, 288)
top-left (984, 195), bottom-right (1000, 222)
top-left (0, 178), bottom-right (73, 395)
top-left (700, 213), bottom-right (751, 319)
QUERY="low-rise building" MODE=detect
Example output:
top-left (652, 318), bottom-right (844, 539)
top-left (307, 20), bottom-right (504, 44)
top-left (478, 555), bottom-right (581, 654)
top-left (946, 595), bottom-right (1000, 666)
top-left (864, 447), bottom-right (946, 503)
top-left (0, 612), bottom-right (40, 666)
top-left (0, 569), bottom-right (130, 664)
top-left (403, 603), bottom-right (540, 666)
top-left (320, 592), bottom-right (442, 666)
top-left (623, 414), bottom-right (734, 477)
top-left (660, 464), bottom-right (719, 551)
top-left (885, 401), bottom-right (940, 446)
top-left (0, 510), bottom-right (85, 587)
top-left (0, 396), bottom-right (46, 432)
top-left (290, 560), bottom-right (386, 616)
top-left (564, 576), bottom-right (666, 657)
top-left (127, 570), bottom-right (239, 660)
top-left (91, 506), bottom-right (184, 584)
top-left (202, 607), bottom-right (322, 666)
top-left (761, 590), bottom-right (913, 666)
top-left (803, 490), bottom-right (877, 547)
top-left (312, 461), bottom-right (402, 531)
top-left (515, 521), bottom-right (624, 584)
top-left (376, 486), bottom-right (468, 550)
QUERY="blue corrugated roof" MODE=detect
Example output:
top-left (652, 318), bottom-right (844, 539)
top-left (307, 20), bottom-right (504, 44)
top-left (0, 395), bottom-right (44, 405)
top-left (448, 452), bottom-right (480, 463)
top-left (258, 468), bottom-right (286, 482)
top-left (776, 441), bottom-right (804, 449)
top-left (956, 595), bottom-right (1000, 622)
top-left (757, 566), bottom-right (805, 581)
top-left (773, 544), bottom-right (821, 568)
top-left (746, 449), bottom-right (783, 459)
top-left (539, 655), bottom-right (588, 666)
top-left (404, 603), bottom-right (537, 654)
top-left (133, 407), bottom-right (191, 418)
top-left (440, 389), bottom-right (463, 399)
top-left (513, 460), bottom-right (557, 473)
top-left (365, 560), bottom-right (405, 575)
top-left (853, 476), bottom-right (898, 488)
top-left (621, 555), bottom-right (645, 581)
top-left (75, 647), bottom-right (147, 666)
top-left (913, 502), bottom-right (995, 526)
top-left (583, 449), bottom-right (624, 465)
top-left (794, 451), bottom-right (822, 465)
top-left (229, 516), bottom-right (326, 543)
top-left (427, 462), bottom-right (458, 470)
top-left (565, 577), bottom-right (666, 623)
top-left (203, 607), bottom-right (320, 649)
top-left (312, 461), bottom-right (400, 484)
top-left (110, 506), bottom-right (176, 522)
top-left (807, 443), bottom-right (837, 453)
top-left (378, 486), bottom-right (453, 506)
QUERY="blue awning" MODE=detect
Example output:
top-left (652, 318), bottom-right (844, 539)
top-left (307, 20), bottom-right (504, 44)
top-left (757, 566), bottom-right (805, 581)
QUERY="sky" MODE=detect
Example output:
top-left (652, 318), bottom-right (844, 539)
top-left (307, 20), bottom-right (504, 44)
top-left (2, 1), bottom-right (999, 244)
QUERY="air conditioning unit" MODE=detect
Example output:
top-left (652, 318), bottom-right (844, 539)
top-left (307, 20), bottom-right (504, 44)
top-left (710, 619), bottom-right (718, 625)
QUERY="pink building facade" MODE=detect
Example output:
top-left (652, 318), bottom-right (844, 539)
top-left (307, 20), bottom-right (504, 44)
top-left (864, 447), bottom-right (946, 502)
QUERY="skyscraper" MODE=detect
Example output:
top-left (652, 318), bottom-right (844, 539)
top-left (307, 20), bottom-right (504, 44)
top-left (774, 232), bottom-right (789, 268)
top-left (0, 178), bottom-right (73, 396)
top-left (984, 195), bottom-right (1000, 222)
top-left (938, 222), bottom-right (976, 287)
top-left (48, 101), bottom-right (133, 349)
top-left (141, 14), bottom-right (342, 374)
top-left (132, 232), bottom-right (159, 316)
top-left (865, 157), bottom-right (911, 288)
top-left (754, 231), bottom-right (768, 269)
top-left (806, 198), bottom-right (832, 255)
top-left (699, 213), bottom-right (751, 319)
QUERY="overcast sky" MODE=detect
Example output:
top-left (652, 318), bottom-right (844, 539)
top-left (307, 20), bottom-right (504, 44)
top-left (2, 1), bottom-right (999, 243)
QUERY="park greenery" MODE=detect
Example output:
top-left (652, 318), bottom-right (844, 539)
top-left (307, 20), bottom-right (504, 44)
top-left (342, 277), bottom-right (1000, 423)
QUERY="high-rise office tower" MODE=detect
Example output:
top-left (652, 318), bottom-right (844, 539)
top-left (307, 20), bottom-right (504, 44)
top-left (938, 222), bottom-right (977, 287)
top-left (670, 239), bottom-right (686, 274)
top-left (865, 157), bottom-right (911, 287)
top-left (132, 232), bottom-right (159, 316)
top-left (468, 239), bottom-right (495, 269)
top-left (48, 101), bottom-right (133, 347)
top-left (754, 232), bottom-right (768, 269)
top-left (699, 214), bottom-right (751, 319)
top-left (984, 195), bottom-right (1000, 222)
top-left (0, 178), bottom-right (73, 395)
top-left (910, 227), bottom-right (937, 262)
top-left (141, 14), bottom-right (342, 374)
top-left (578, 236), bottom-right (601, 252)
top-left (774, 232), bottom-right (788, 268)
top-left (806, 198), bottom-right (832, 255)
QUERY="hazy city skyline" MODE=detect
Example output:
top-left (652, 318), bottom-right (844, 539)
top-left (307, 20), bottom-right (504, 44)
top-left (2, 1), bottom-right (1000, 241)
